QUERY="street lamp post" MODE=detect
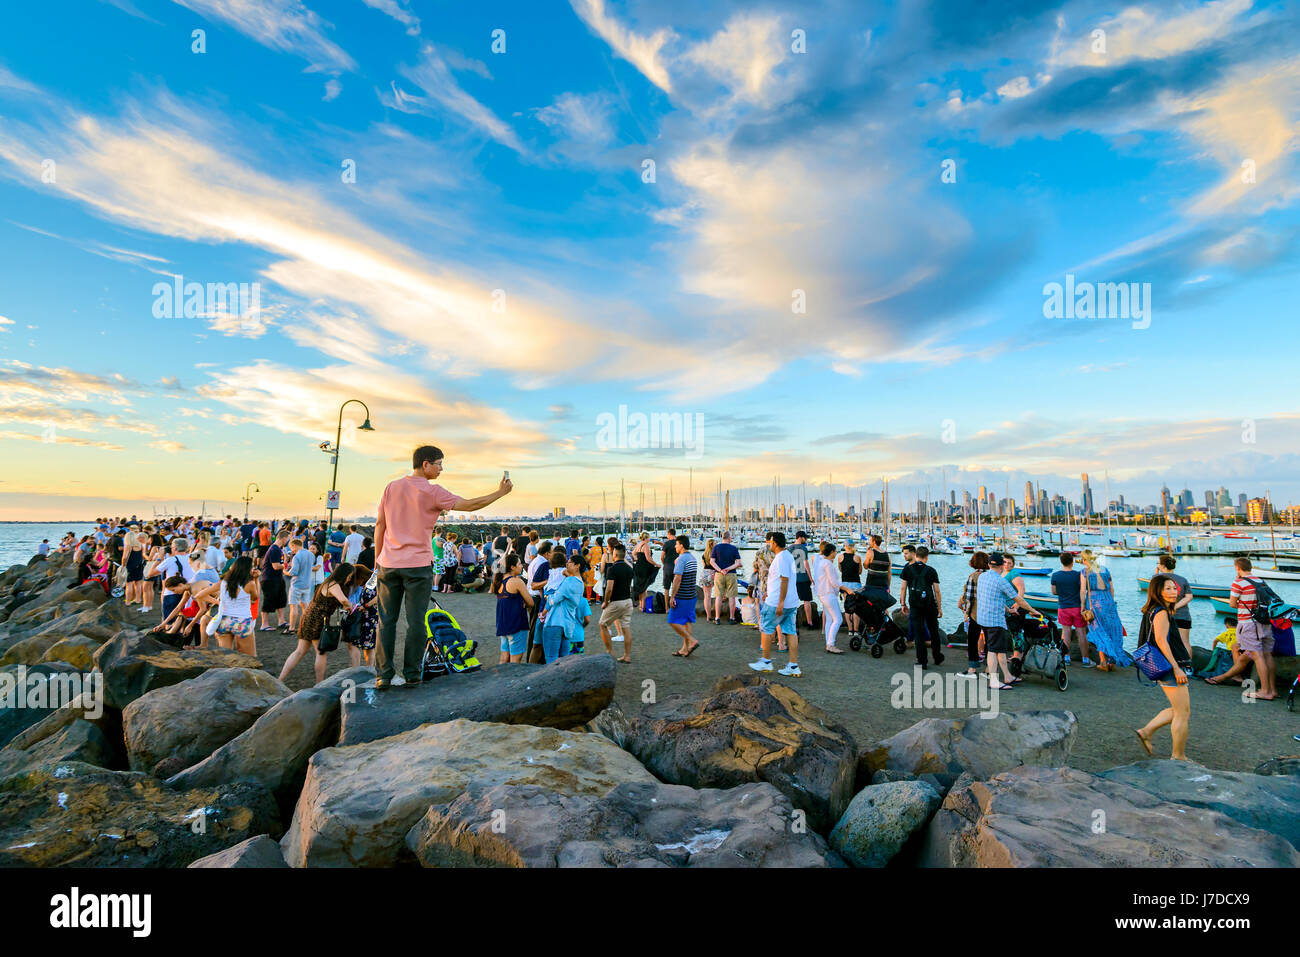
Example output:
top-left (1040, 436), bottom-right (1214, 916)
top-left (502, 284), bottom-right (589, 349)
top-left (243, 482), bottom-right (260, 521)
top-left (324, 399), bottom-right (375, 529)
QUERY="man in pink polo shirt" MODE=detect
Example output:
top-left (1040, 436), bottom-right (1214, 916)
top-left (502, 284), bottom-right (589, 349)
top-left (372, 445), bottom-right (513, 688)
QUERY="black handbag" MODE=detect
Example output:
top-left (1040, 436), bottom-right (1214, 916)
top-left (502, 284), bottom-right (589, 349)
top-left (318, 604), bottom-right (345, 652)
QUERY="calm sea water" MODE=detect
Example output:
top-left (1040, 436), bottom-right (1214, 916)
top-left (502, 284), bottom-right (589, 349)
top-left (0, 523), bottom-right (98, 570)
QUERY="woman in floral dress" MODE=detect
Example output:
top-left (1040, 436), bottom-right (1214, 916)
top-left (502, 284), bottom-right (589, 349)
top-left (346, 564), bottom-right (378, 668)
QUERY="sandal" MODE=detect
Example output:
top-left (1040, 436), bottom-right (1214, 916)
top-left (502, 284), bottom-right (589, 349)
top-left (1133, 729), bottom-right (1153, 756)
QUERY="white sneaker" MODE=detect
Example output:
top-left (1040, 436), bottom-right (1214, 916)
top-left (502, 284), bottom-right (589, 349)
top-left (748, 658), bottom-right (774, 672)
top-left (778, 663), bottom-right (802, 677)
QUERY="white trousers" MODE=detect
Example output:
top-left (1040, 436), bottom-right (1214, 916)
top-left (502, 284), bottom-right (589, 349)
top-left (818, 593), bottom-right (843, 647)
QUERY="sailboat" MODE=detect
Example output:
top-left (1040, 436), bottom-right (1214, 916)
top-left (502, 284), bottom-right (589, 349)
top-left (1253, 491), bottom-right (1300, 580)
top-left (1098, 472), bottom-right (1131, 557)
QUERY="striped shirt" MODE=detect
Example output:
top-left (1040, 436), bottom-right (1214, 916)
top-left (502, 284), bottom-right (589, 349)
top-left (974, 569), bottom-right (1018, 629)
top-left (1230, 576), bottom-right (1260, 623)
top-left (673, 551), bottom-right (699, 601)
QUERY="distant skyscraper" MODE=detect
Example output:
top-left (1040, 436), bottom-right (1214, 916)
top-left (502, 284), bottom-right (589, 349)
top-left (1217, 487), bottom-right (1231, 509)
top-left (1238, 493), bottom-right (1248, 508)
top-left (1080, 473), bottom-right (1093, 516)
top-left (1024, 481), bottom-right (1035, 518)
top-left (1205, 490), bottom-right (1215, 508)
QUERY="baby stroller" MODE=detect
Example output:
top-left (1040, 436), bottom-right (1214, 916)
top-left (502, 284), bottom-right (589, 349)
top-left (1007, 610), bottom-right (1069, 691)
top-left (420, 602), bottom-right (483, 680)
top-left (844, 587), bottom-right (908, 658)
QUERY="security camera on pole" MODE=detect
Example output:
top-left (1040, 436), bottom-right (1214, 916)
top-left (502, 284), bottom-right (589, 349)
top-left (321, 399), bottom-right (375, 527)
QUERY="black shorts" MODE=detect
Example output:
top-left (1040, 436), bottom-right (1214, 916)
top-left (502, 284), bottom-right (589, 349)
top-left (983, 626), bottom-right (1011, 654)
top-left (261, 576), bottom-right (288, 613)
top-left (796, 580), bottom-right (813, 603)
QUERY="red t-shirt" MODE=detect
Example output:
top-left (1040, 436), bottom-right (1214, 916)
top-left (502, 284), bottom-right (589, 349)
top-left (378, 475), bottom-right (460, 568)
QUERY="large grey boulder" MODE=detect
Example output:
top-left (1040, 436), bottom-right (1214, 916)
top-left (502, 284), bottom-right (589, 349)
top-left (282, 719), bottom-right (656, 867)
top-left (189, 834), bottom-right (288, 868)
top-left (859, 710), bottom-right (1077, 793)
top-left (920, 765), bottom-right (1300, 867)
top-left (123, 668), bottom-right (289, 775)
top-left (615, 674), bottom-right (858, 834)
top-left (408, 780), bottom-right (844, 868)
top-left (93, 632), bottom-right (263, 710)
top-left (168, 667), bottom-right (374, 818)
top-left (0, 718), bottom-right (115, 777)
top-left (830, 780), bottom-right (942, 868)
top-left (0, 665), bottom-right (95, 748)
top-left (337, 654), bottom-right (614, 746)
top-left (1099, 760), bottom-right (1300, 850)
top-left (0, 761), bottom-right (280, 867)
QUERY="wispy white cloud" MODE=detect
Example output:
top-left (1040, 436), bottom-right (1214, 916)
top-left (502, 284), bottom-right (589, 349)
top-left (386, 45), bottom-right (523, 152)
top-left (171, 0), bottom-right (356, 73)
top-left (569, 0), bottom-right (674, 93)
top-left (361, 0), bottom-right (419, 36)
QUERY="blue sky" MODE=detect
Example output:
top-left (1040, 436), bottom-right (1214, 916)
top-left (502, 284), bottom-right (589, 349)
top-left (0, 0), bottom-right (1297, 519)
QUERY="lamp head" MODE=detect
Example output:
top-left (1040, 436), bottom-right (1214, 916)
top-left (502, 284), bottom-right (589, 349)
top-left (359, 418), bottom-right (374, 432)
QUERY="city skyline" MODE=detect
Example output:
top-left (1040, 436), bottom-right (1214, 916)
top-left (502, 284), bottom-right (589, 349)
top-left (2, 0), bottom-right (1299, 519)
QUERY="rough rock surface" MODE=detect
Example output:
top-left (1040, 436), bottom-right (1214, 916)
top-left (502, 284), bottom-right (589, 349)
top-left (189, 834), bottom-right (288, 868)
top-left (0, 666), bottom-right (94, 748)
top-left (168, 666), bottom-right (374, 818)
top-left (337, 654), bottom-right (614, 746)
top-left (41, 636), bottom-right (102, 671)
top-left (1099, 759), bottom-right (1300, 850)
top-left (407, 780), bottom-right (844, 868)
top-left (0, 718), bottom-right (115, 777)
top-left (920, 765), bottom-right (1300, 867)
top-left (282, 719), bottom-right (656, 867)
top-left (0, 761), bottom-right (280, 867)
top-left (123, 667), bottom-right (289, 775)
top-left (829, 780), bottom-right (942, 868)
top-left (94, 632), bottom-right (263, 710)
top-left (859, 710), bottom-right (1077, 793)
top-left (618, 674), bottom-right (857, 833)
top-left (1255, 756), bottom-right (1300, 777)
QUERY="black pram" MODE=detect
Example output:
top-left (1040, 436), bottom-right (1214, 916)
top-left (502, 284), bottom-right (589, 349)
top-left (844, 586), bottom-right (909, 657)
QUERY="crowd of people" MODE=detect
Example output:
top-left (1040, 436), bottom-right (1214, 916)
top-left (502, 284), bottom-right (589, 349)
top-left (39, 448), bottom-right (1292, 761)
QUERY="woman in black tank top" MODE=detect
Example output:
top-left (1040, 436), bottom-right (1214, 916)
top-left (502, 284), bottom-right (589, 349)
top-left (839, 549), bottom-right (862, 634)
top-left (1134, 574), bottom-right (1191, 761)
top-left (865, 543), bottom-right (891, 590)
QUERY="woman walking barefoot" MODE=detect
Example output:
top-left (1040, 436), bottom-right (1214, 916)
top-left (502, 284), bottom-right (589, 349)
top-left (1134, 575), bottom-right (1192, 760)
top-left (280, 563), bottom-right (353, 686)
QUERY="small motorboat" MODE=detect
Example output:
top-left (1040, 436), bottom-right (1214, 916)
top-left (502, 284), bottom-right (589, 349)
top-left (1024, 592), bottom-right (1059, 612)
top-left (1252, 567), bottom-right (1300, 582)
top-left (1138, 576), bottom-right (1231, 598)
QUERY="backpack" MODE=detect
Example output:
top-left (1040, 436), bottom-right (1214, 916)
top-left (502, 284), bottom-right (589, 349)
top-left (653, 592), bottom-right (667, 614)
top-left (1244, 577), bottom-right (1283, 624)
top-left (906, 566), bottom-right (934, 608)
